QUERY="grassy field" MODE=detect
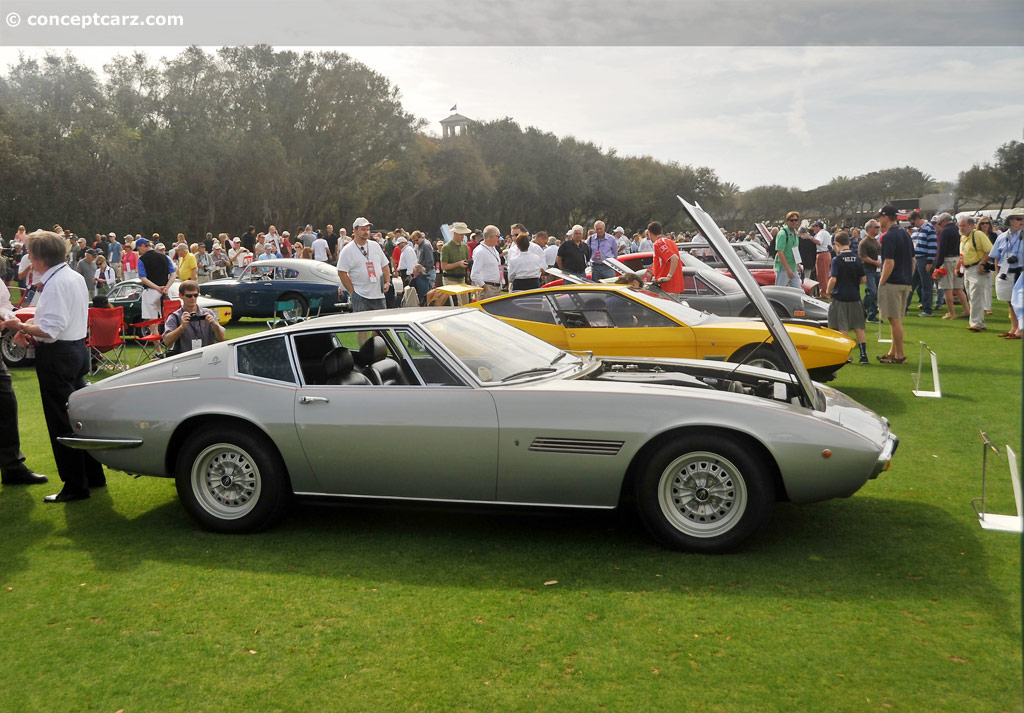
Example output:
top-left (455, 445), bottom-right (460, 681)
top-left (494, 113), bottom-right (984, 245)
top-left (1, 311), bottom-right (1021, 713)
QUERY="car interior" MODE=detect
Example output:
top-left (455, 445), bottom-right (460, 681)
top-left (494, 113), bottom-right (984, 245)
top-left (291, 329), bottom-right (462, 387)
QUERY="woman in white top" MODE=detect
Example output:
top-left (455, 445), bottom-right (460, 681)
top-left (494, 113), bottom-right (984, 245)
top-left (95, 255), bottom-right (117, 297)
top-left (507, 234), bottom-right (545, 292)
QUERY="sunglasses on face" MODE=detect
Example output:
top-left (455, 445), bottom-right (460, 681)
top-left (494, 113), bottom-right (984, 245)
top-left (182, 293), bottom-right (199, 298)
top-left (787, 218), bottom-right (799, 223)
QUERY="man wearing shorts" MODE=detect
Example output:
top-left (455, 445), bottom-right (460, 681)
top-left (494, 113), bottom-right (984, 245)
top-left (137, 237), bottom-right (175, 336)
top-left (825, 232), bottom-right (868, 364)
top-left (875, 205), bottom-right (914, 364)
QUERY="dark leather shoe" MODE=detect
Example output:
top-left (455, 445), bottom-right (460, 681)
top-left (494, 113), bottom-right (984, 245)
top-left (2, 470), bottom-right (49, 486)
top-left (43, 490), bottom-right (90, 503)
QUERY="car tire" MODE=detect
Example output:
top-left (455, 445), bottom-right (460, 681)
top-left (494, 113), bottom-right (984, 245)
top-left (1, 330), bottom-right (32, 367)
top-left (281, 293), bottom-right (308, 321)
top-left (175, 428), bottom-right (291, 533)
top-left (729, 345), bottom-right (784, 372)
top-left (635, 434), bottom-right (774, 553)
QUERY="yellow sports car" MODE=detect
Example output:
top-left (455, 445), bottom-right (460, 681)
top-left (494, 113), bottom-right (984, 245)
top-left (474, 284), bottom-right (854, 381)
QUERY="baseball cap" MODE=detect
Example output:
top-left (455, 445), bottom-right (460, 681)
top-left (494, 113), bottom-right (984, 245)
top-left (134, 237), bottom-right (151, 247)
top-left (908, 211), bottom-right (923, 222)
top-left (395, 236), bottom-right (409, 245)
top-left (353, 217), bottom-right (372, 230)
top-left (613, 226), bottom-right (625, 234)
top-left (108, 232), bottom-right (116, 238)
top-left (875, 205), bottom-right (898, 219)
top-left (811, 220), bottom-right (824, 228)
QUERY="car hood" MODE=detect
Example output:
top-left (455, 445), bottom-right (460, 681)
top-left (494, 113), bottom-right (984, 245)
top-left (678, 197), bottom-right (822, 410)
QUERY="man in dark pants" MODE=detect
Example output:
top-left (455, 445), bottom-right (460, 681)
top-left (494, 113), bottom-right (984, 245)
top-left (3, 231), bottom-right (105, 502)
top-left (0, 281), bottom-right (47, 486)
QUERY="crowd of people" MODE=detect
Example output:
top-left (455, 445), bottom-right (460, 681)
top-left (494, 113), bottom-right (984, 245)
top-left (0, 208), bottom-right (1021, 504)
top-left (771, 206), bottom-right (1024, 364)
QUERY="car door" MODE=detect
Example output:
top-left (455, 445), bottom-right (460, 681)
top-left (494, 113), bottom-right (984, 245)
top-left (235, 263), bottom-right (279, 314)
top-left (290, 327), bottom-right (499, 501)
top-left (556, 290), bottom-right (694, 359)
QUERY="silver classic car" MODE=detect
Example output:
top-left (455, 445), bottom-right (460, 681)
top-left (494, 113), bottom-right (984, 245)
top-left (60, 200), bottom-right (898, 553)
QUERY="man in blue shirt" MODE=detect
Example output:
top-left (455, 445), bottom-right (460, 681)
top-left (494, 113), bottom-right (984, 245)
top-left (876, 205), bottom-right (914, 364)
top-left (588, 221), bottom-right (618, 281)
top-left (907, 211), bottom-right (937, 316)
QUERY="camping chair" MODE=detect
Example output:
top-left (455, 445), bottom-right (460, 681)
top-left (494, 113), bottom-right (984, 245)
top-left (86, 306), bottom-right (127, 374)
top-left (267, 299), bottom-right (299, 329)
top-left (304, 296), bottom-right (324, 321)
top-left (125, 298), bottom-right (180, 366)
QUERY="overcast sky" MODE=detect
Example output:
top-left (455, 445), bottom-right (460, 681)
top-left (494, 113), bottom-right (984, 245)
top-left (3, 44), bottom-right (1021, 193)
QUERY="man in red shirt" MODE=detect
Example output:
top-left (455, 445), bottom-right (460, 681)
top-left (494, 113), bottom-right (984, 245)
top-left (651, 221), bottom-right (685, 293)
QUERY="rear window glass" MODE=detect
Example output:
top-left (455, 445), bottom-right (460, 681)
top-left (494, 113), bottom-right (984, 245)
top-left (236, 337), bottom-right (296, 383)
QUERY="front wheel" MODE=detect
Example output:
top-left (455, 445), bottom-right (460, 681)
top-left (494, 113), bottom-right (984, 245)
top-left (175, 428), bottom-right (291, 533)
top-left (634, 434), bottom-right (774, 553)
top-left (729, 345), bottom-right (784, 372)
top-left (1, 330), bottom-right (32, 367)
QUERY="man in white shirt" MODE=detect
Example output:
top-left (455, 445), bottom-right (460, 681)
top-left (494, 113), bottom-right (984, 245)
top-left (811, 221), bottom-right (834, 293)
top-left (470, 225), bottom-right (505, 299)
top-left (544, 236), bottom-right (560, 268)
top-left (3, 231), bottom-right (105, 501)
top-left (311, 233), bottom-right (330, 262)
top-left (396, 236), bottom-right (417, 283)
top-left (337, 217), bottom-right (390, 311)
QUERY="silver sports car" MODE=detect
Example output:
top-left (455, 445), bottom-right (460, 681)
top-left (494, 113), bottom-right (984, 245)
top-left (60, 200), bottom-right (898, 553)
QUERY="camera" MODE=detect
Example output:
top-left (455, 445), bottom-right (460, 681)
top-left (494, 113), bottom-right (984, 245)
top-left (1007, 255), bottom-right (1019, 266)
top-left (188, 312), bottom-right (202, 321)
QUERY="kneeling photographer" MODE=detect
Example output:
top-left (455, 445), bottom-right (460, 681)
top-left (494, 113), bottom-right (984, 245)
top-left (163, 280), bottom-right (225, 356)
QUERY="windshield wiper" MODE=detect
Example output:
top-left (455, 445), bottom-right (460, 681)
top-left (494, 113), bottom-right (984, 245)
top-left (500, 366), bottom-right (557, 382)
top-left (549, 352), bottom-right (569, 366)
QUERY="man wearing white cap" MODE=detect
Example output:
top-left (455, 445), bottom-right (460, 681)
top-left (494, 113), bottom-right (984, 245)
top-left (337, 217), bottom-right (390, 311)
top-left (108, 232), bottom-right (124, 280)
top-left (613, 226), bottom-right (629, 255)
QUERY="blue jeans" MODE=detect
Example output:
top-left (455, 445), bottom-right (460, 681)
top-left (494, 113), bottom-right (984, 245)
top-left (775, 270), bottom-right (801, 289)
top-left (906, 258), bottom-right (933, 313)
top-left (863, 269), bottom-right (878, 320)
top-left (591, 263), bottom-right (616, 281)
top-left (350, 293), bottom-right (387, 312)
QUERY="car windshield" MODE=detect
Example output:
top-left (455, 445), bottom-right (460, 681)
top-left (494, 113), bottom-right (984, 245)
top-left (739, 242), bottom-right (769, 259)
top-left (424, 310), bottom-right (578, 383)
top-left (677, 252), bottom-right (742, 294)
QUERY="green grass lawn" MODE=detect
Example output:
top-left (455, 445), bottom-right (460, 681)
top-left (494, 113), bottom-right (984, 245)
top-left (1, 312), bottom-right (1021, 712)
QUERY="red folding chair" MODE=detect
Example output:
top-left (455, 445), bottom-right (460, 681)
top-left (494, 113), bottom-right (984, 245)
top-left (125, 298), bottom-right (180, 366)
top-left (86, 306), bottom-right (127, 374)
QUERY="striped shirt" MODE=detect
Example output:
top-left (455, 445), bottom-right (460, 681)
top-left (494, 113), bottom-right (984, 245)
top-left (911, 222), bottom-right (937, 261)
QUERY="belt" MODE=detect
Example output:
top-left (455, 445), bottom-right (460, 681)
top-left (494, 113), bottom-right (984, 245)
top-left (484, 281), bottom-right (501, 287)
top-left (443, 273), bottom-right (466, 278)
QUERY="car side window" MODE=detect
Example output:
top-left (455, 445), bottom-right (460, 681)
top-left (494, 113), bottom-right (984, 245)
top-left (236, 337), bottom-right (297, 384)
top-left (600, 293), bottom-right (676, 328)
top-left (479, 294), bottom-right (557, 325)
top-left (394, 331), bottom-right (463, 386)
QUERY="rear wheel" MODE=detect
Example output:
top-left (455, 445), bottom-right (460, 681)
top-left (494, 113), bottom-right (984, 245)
top-left (634, 434), bottom-right (774, 553)
top-left (175, 428), bottom-right (291, 533)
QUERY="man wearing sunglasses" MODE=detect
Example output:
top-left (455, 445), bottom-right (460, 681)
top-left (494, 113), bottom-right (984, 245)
top-left (774, 211), bottom-right (802, 289)
top-left (162, 280), bottom-right (225, 356)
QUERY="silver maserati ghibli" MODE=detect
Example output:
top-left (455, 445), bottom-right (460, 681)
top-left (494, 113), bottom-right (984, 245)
top-left (60, 200), bottom-right (898, 552)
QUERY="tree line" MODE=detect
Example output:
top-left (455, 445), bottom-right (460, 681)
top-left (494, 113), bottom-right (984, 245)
top-left (0, 46), bottom-right (1020, 243)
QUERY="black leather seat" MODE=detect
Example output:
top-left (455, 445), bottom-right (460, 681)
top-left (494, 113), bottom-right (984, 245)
top-left (355, 336), bottom-right (404, 386)
top-left (321, 346), bottom-right (371, 386)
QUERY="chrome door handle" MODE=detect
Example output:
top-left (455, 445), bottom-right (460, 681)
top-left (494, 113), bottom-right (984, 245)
top-left (299, 396), bottom-right (329, 404)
